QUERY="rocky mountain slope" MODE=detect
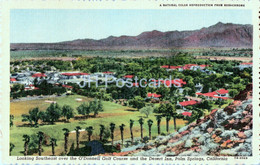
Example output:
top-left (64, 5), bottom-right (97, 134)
top-left (109, 84), bottom-right (252, 156)
top-left (11, 22), bottom-right (252, 50)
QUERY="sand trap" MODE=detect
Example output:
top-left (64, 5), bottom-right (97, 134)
top-left (75, 98), bottom-right (83, 102)
top-left (45, 100), bottom-right (57, 103)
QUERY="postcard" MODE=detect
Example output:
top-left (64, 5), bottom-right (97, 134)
top-left (0, 0), bottom-right (259, 164)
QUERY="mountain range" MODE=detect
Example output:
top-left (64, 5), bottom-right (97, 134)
top-left (10, 22), bottom-right (253, 50)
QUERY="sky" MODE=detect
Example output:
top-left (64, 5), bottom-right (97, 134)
top-left (10, 9), bottom-right (252, 43)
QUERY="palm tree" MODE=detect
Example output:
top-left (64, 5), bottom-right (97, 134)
top-left (138, 118), bottom-right (144, 140)
top-left (172, 110), bottom-right (178, 131)
top-left (109, 123), bottom-right (116, 147)
top-left (156, 115), bottom-right (162, 135)
top-left (50, 138), bottom-right (57, 156)
top-left (129, 119), bottom-right (134, 144)
top-left (10, 143), bottom-right (15, 156)
top-left (99, 124), bottom-right (105, 141)
top-left (166, 115), bottom-right (171, 133)
top-left (22, 135), bottom-right (30, 156)
top-left (75, 126), bottom-right (81, 149)
top-left (86, 126), bottom-right (94, 142)
top-left (147, 119), bottom-right (153, 140)
top-left (62, 128), bottom-right (70, 155)
top-left (37, 131), bottom-right (44, 156)
top-left (119, 124), bottom-right (125, 146)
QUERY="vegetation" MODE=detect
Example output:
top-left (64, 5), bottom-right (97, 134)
top-left (110, 123), bottom-right (116, 147)
top-left (62, 105), bottom-right (74, 122)
top-left (50, 138), bottom-right (57, 156)
top-left (86, 126), bottom-right (94, 142)
top-left (138, 118), bottom-right (144, 140)
top-left (140, 106), bottom-right (154, 118)
top-left (9, 51), bottom-right (252, 156)
top-left (147, 119), bottom-right (153, 140)
top-left (119, 124), bottom-right (125, 146)
top-left (62, 128), bottom-right (70, 155)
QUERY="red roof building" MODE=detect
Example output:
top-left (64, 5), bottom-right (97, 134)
top-left (103, 71), bottom-right (114, 74)
top-left (196, 88), bottom-right (229, 100)
top-left (160, 65), bottom-right (170, 69)
top-left (124, 75), bottom-right (134, 79)
top-left (241, 62), bottom-right (253, 65)
top-left (160, 79), bottom-right (187, 87)
top-left (182, 112), bottom-right (192, 117)
top-left (179, 100), bottom-right (199, 107)
top-left (10, 78), bottom-right (17, 82)
top-left (32, 73), bottom-right (46, 77)
top-left (62, 85), bottom-right (73, 89)
top-left (147, 93), bottom-right (162, 98)
top-left (61, 73), bottom-right (89, 76)
top-left (216, 89), bottom-right (229, 95)
top-left (24, 85), bottom-right (39, 91)
top-left (132, 83), bottom-right (139, 87)
top-left (169, 66), bottom-right (182, 69)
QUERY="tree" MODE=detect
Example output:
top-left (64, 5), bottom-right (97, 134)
top-left (22, 107), bottom-right (41, 127)
top-left (158, 103), bottom-right (175, 116)
top-left (50, 138), bottom-right (57, 156)
top-left (147, 119), bottom-right (153, 140)
top-left (156, 115), bottom-right (162, 135)
top-left (99, 124), bottom-right (105, 141)
top-left (91, 99), bottom-right (104, 118)
top-left (10, 143), bottom-right (15, 156)
top-left (139, 106), bottom-right (154, 118)
top-left (129, 96), bottom-right (145, 110)
top-left (119, 124), bottom-right (125, 146)
top-left (62, 105), bottom-right (74, 122)
top-left (166, 115), bottom-right (171, 133)
top-left (37, 131), bottom-right (44, 156)
top-left (62, 128), bottom-right (70, 155)
top-left (10, 115), bottom-right (14, 127)
top-left (75, 126), bottom-right (81, 149)
top-left (23, 135), bottom-right (30, 156)
top-left (229, 89), bottom-right (239, 98)
top-left (45, 103), bottom-right (62, 124)
top-left (77, 103), bottom-right (91, 118)
top-left (171, 109), bottom-right (178, 131)
top-left (138, 118), bottom-right (144, 140)
top-left (129, 119), bottom-right (134, 144)
top-left (86, 126), bottom-right (94, 142)
top-left (109, 123), bottom-right (116, 147)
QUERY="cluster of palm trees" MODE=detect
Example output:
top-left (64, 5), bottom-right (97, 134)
top-left (16, 115), bottom-right (177, 156)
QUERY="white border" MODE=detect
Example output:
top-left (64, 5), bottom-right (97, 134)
top-left (0, 0), bottom-right (259, 164)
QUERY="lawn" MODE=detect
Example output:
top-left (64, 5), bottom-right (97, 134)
top-left (10, 95), bottom-right (186, 156)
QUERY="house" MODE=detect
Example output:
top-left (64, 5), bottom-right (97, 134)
top-left (201, 69), bottom-right (216, 75)
top-left (103, 71), bottom-right (115, 76)
top-left (195, 83), bottom-right (203, 93)
top-left (123, 75), bottom-right (134, 79)
top-left (182, 112), bottom-right (192, 117)
top-left (196, 88), bottom-right (229, 100)
top-left (147, 93), bottom-right (162, 99)
top-left (177, 100), bottom-right (200, 110)
top-left (24, 85), bottom-right (39, 91)
top-left (32, 73), bottom-right (47, 78)
top-left (237, 62), bottom-right (252, 70)
top-left (161, 65), bottom-right (182, 71)
top-left (10, 78), bottom-right (17, 84)
top-left (61, 72), bottom-right (89, 79)
top-left (62, 84), bottom-right (73, 89)
top-left (162, 64), bottom-right (210, 72)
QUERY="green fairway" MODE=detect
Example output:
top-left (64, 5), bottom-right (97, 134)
top-left (10, 95), bottom-right (186, 156)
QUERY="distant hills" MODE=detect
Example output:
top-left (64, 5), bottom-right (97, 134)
top-left (11, 22), bottom-right (252, 51)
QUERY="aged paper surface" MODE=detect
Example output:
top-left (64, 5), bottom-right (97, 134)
top-left (0, 0), bottom-right (259, 164)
